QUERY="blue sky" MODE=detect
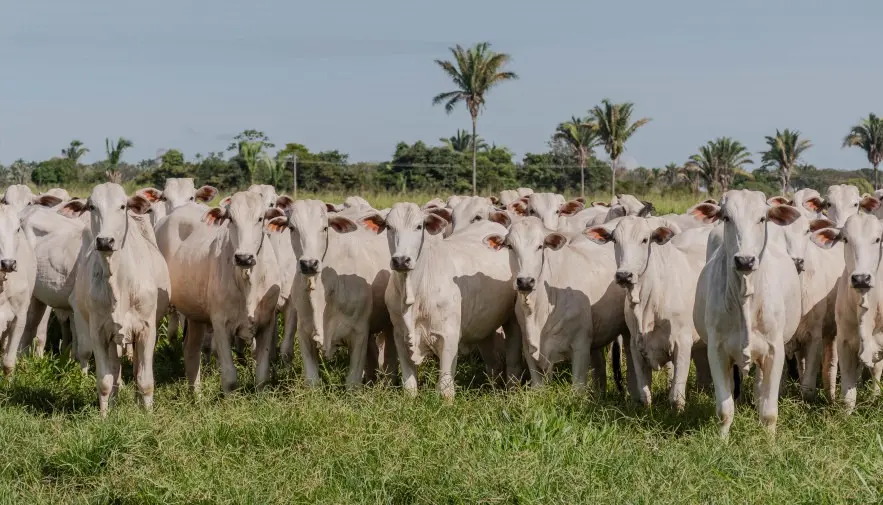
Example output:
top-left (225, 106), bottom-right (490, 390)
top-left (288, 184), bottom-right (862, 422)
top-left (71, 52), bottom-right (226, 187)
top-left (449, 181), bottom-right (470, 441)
top-left (1, 0), bottom-right (880, 170)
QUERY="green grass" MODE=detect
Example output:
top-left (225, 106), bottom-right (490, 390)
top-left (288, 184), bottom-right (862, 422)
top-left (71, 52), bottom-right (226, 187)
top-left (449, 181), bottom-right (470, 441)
top-left (2, 328), bottom-right (883, 504)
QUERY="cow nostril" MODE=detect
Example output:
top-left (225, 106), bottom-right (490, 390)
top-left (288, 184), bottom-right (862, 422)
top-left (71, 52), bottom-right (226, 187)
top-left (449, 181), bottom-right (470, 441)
top-left (793, 258), bottom-right (805, 273)
top-left (0, 259), bottom-right (16, 273)
top-left (234, 253), bottom-right (256, 267)
top-left (851, 273), bottom-right (872, 289)
top-left (390, 256), bottom-right (413, 271)
top-left (298, 258), bottom-right (319, 273)
top-left (614, 271), bottom-right (634, 285)
top-left (516, 277), bottom-right (536, 292)
top-left (733, 255), bottom-right (756, 272)
top-left (95, 237), bottom-right (115, 251)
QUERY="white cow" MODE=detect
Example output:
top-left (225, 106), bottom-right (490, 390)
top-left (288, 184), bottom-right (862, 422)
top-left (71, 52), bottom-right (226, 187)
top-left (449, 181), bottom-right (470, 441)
top-left (509, 193), bottom-right (584, 231)
top-left (692, 190), bottom-right (801, 436)
top-left (0, 204), bottom-right (37, 376)
top-left (268, 199), bottom-right (394, 387)
top-left (1, 185), bottom-right (38, 212)
top-left (484, 216), bottom-right (627, 391)
top-left (139, 178), bottom-right (218, 227)
top-left (817, 184), bottom-right (877, 228)
top-left (164, 192), bottom-right (283, 394)
top-left (449, 196), bottom-right (513, 234)
top-left (586, 216), bottom-right (711, 409)
top-left (376, 203), bottom-right (521, 398)
top-left (811, 209), bottom-right (883, 412)
top-left (64, 184), bottom-right (171, 416)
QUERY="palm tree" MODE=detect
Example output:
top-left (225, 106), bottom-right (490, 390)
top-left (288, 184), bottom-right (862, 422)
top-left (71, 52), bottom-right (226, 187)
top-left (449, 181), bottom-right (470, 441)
top-left (843, 113), bottom-right (883, 189)
top-left (685, 137), bottom-right (753, 194)
top-left (9, 159), bottom-right (33, 185)
top-left (259, 153), bottom-right (285, 189)
top-left (586, 99), bottom-right (651, 196)
top-left (440, 129), bottom-right (487, 153)
top-left (61, 140), bottom-right (89, 164)
top-left (238, 140), bottom-right (264, 185)
top-left (433, 42), bottom-right (518, 195)
top-left (553, 116), bottom-right (602, 197)
top-left (662, 162), bottom-right (687, 188)
top-left (105, 137), bottom-right (133, 183)
top-left (760, 129), bottom-right (812, 194)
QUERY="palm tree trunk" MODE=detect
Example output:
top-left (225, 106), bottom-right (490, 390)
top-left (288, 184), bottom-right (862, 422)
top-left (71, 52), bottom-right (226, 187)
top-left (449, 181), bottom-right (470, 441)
top-left (610, 156), bottom-right (616, 197)
top-left (875, 162), bottom-right (880, 190)
top-left (579, 148), bottom-right (587, 198)
top-left (471, 115), bottom-right (478, 196)
top-left (780, 167), bottom-right (788, 195)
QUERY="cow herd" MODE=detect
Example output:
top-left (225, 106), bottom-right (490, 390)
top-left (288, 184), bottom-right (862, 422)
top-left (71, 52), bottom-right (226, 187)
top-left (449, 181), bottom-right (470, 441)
top-left (0, 180), bottom-right (882, 436)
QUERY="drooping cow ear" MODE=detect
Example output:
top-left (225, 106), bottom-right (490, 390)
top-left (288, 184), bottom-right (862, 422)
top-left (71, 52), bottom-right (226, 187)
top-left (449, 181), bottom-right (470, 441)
top-left (651, 226), bottom-right (676, 245)
top-left (127, 195), bottom-right (152, 215)
top-left (203, 206), bottom-right (229, 226)
top-left (767, 196), bottom-right (792, 206)
top-left (59, 199), bottom-right (88, 218)
top-left (359, 213), bottom-right (387, 234)
top-left (509, 201), bottom-right (528, 216)
top-left (195, 185), bottom-right (218, 202)
top-left (328, 215), bottom-right (358, 233)
top-left (575, 197), bottom-right (586, 205)
top-left (34, 194), bottom-right (62, 207)
top-left (137, 188), bottom-right (163, 203)
top-left (803, 196), bottom-right (826, 213)
top-left (219, 196), bottom-right (232, 208)
top-left (488, 211), bottom-right (511, 228)
top-left (809, 218), bottom-right (836, 233)
top-left (767, 204), bottom-right (800, 226)
top-left (591, 201), bottom-right (610, 208)
top-left (427, 207), bottom-right (452, 223)
top-left (265, 216), bottom-right (290, 233)
top-left (584, 225), bottom-right (613, 244)
top-left (810, 228), bottom-right (842, 249)
top-left (860, 194), bottom-right (881, 213)
top-left (325, 203), bottom-right (340, 213)
top-left (275, 195), bottom-right (294, 215)
top-left (489, 196), bottom-right (500, 206)
top-left (688, 203), bottom-right (721, 224)
top-left (543, 233), bottom-right (567, 250)
top-left (637, 201), bottom-right (655, 217)
top-left (483, 234), bottom-right (506, 251)
top-left (702, 199), bottom-right (718, 205)
top-left (559, 200), bottom-right (584, 216)
top-left (263, 208), bottom-right (284, 221)
top-left (423, 213), bottom-right (448, 235)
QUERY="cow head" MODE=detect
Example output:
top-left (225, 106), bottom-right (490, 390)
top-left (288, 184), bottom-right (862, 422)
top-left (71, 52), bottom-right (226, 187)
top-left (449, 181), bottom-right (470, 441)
top-left (139, 178), bottom-right (218, 216)
top-left (483, 217), bottom-right (566, 293)
top-left (0, 204), bottom-right (23, 274)
top-left (585, 216), bottom-right (679, 287)
top-left (515, 193), bottom-right (582, 231)
top-left (1, 184), bottom-right (43, 213)
top-left (450, 196), bottom-right (504, 233)
top-left (61, 183), bottom-right (151, 254)
top-left (690, 189), bottom-right (799, 274)
top-left (768, 198), bottom-right (821, 274)
top-left (267, 199), bottom-right (358, 275)
top-left (248, 184), bottom-right (279, 209)
top-left (823, 184), bottom-right (879, 228)
top-left (379, 202), bottom-right (447, 272)
top-left (203, 191), bottom-right (283, 268)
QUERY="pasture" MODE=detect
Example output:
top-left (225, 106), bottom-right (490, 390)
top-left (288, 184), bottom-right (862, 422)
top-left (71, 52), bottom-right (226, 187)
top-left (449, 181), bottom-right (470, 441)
top-left (1, 191), bottom-right (881, 504)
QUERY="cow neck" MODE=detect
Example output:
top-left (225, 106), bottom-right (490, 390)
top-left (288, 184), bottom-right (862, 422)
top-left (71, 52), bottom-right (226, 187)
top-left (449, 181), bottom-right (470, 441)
top-left (302, 230), bottom-right (339, 353)
top-left (520, 246), bottom-right (552, 316)
top-left (399, 227), bottom-right (433, 307)
top-left (629, 242), bottom-right (668, 336)
top-left (519, 249), bottom-right (554, 366)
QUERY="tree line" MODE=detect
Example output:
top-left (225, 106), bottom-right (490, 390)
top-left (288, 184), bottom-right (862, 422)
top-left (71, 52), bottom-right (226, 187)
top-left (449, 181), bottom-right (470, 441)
top-left (2, 42), bottom-right (882, 198)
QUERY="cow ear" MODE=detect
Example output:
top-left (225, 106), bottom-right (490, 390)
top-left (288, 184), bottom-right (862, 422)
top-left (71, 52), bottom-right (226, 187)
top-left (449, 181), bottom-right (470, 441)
top-left (860, 194), bottom-right (881, 213)
top-left (195, 185), bottom-right (218, 202)
top-left (702, 199), bottom-right (718, 205)
top-left (809, 218), bottom-right (836, 233)
top-left (427, 207), bottom-right (452, 223)
top-left (688, 203), bottom-right (721, 224)
top-left (59, 200), bottom-right (87, 218)
top-left (325, 203), bottom-right (339, 213)
top-left (803, 196), bottom-right (827, 213)
top-left (488, 211), bottom-right (511, 228)
top-left (264, 208), bottom-right (284, 221)
top-left (544, 233), bottom-right (567, 250)
top-left (275, 195), bottom-right (294, 215)
top-left (359, 213), bottom-right (386, 234)
top-left (127, 195), bottom-right (152, 215)
top-left (265, 216), bottom-right (289, 233)
top-left (138, 188), bottom-right (163, 203)
top-left (34, 194), bottom-right (62, 207)
top-left (489, 196), bottom-right (500, 206)
top-left (584, 226), bottom-right (613, 244)
top-left (767, 196), bottom-right (792, 206)
top-left (219, 196), bottom-right (232, 208)
top-left (483, 234), bottom-right (506, 251)
top-left (767, 204), bottom-right (800, 226)
top-left (509, 201), bottom-right (528, 216)
top-left (203, 207), bottom-right (229, 226)
top-left (810, 228), bottom-right (842, 249)
top-left (424, 213), bottom-right (448, 235)
top-left (559, 200), bottom-right (584, 216)
top-left (651, 226), bottom-right (676, 245)
top-left (591, 201), bottom-right (610, 208)
top-left (575, 197), bottom-right (586, 205)
top-left (637, 201), bottom-right (655, 217)
top-left (328, 215), bottom-right (357, 233)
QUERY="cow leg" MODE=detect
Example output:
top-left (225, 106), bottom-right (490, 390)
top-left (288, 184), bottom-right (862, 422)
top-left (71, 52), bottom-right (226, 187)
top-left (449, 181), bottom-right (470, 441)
top-left (135, 325), bottom-right (156, 410)
top-left (94, 339), bottom-right (121, 418)
top-left (502, 318), bottom-right (523, 386)
top-left (800, 332), bottom-right (823, 401)
top-left (822, 337), bottom-right (838, 401)
top-left (477, 335), bottom-right (502, 383)
top-left (631, 343), bottom-right (652, 407)
top-left (167, 310), bottom-right (180, 345)
top-left (184, 321), bottom-right (206, 395)
top-left (58, 313), bottom-right (73, 355)
top-left (571, 340), bottom-right (591, 393)
top-left (838, 338), bottom-right (860, 414)
top-left (871, 361), bottom-right (883, 398)
top-left (345, 330), bottom-right (369, 390)
top-left (611, 337), bottom-right (623, 392)
top-left (33, 307), bottom-right (50, 358)
top-left (280, 302), bottom-right (297, 366)
top-left (392, 326), bottom-right (418, 396)
top-left (670, 338), bottom-right (692, 411)
top-left (621, 335), bottom-right (641, 399)
top-left (1, 315), bottom-right (25, 377)
top-left (758, 341), bottom-right (785, 435)
top-left (692, 343), bottom-right (713, 393)
top-left (381, 329), bottom-right (399, 384)
top-left (213, 325), bottom-right (238, 394)
top-left (437, 335), bottom-right (459, 400)
top-left (72, 310), bottom-right (91, 374)
top-left (297, 322), bottom-right (322, 388)
top-left (708, 341), bottom-right (735, 437)
top-left (19, 298), bottom-right (46, 358)
top-left (590, 348), bottom-right (607, 393)
top-left (254, 323), bottom-right (275, 392)
top-left (522, 336), bottom-right (544, 388)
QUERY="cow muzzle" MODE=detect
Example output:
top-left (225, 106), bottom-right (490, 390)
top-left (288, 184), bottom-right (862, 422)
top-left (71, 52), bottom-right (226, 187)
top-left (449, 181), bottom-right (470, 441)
top-left (299, 258), bottom-right (319, 275)
top-left (516, 276), bottom-right (536, 292)
top-left (390, 255), bottom-right (413, 272)
top-left (0, 259), bottom-right (16, 273)
top-left (733, 255), bottom-right (756, 273)
top-left (792, 257), bottom-right (805, 274)
top-left (234, 253), bottom-right (256, 268)
top-left (851, 273), bottom-right (873, 290)
top-left (614, 270), bottom-right (635, 286)
top-left (95, 236), bottom-right (115, 252)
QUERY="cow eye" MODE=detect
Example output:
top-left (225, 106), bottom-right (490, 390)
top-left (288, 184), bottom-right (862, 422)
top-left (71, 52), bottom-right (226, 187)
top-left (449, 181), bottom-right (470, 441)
top-left (641, 238), bottom-right (648, 244)
top-left (759, 217), bottom-right (766, 223)
top-left (722, 216), bottom-right (730, 222)
top-left (472, 216), bottom-right (482, 223)
top-left (536, 245), bottom-right (542, 250)
top-left (189, 196), bottom-right (195, 201)
top-left (160, 196), bottom-right (167, 202)
top-left (555, 210), bottom-right (560, 214)
top-left (876, 238), bottom-right (881, 244)
top-left (87, 204), bottom-right (95, 211)
top-left (257, 217), bottom-right (262, 223)
top-left (854, 203), bottom-right (859, 207)
top-left (416, 224), bottom-right (423, 231)
top-left (323, 225), bottom-right (329, 232)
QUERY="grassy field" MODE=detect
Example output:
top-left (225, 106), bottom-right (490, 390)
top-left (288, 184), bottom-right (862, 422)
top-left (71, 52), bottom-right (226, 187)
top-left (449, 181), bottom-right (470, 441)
top-left (5, 189), bottom-right (880, 504)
